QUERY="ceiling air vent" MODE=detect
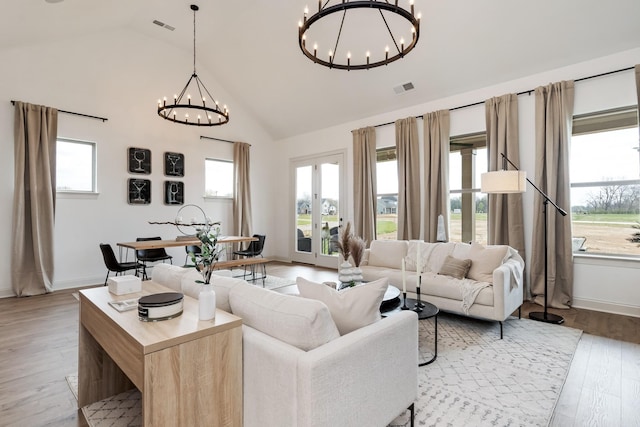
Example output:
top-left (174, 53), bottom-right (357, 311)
top-left (393, 82), bottom-right (415, 95)
top-left (152, 20), bottom-right (175, 31)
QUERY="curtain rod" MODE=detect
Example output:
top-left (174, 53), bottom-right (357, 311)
top-left (200, 135), bottom-right (251, 146)
top-left (373, 65), bottom-right (635, 128)
top-left (10, 100), bottom-right (108, 122)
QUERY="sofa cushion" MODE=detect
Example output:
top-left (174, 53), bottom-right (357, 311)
top-left (425, 242), bottom-right (456, 273)
top-left (151, 263), bottom-right (189, 292)
top-left (229, 282), bottom-right (340, 351)
top-left (297, 277), bottom-right (388, 335)
top-left (422, 272), bottom-right (494, 306)
top-left (368, 240), bottom-right (408, 270)
top-left (467, 242), bottom-right (508, 283)
top-left (438, 255), bottom-right (472, 280)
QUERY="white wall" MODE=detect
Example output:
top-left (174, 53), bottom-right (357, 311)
top-left (273, 48), bottom-right (640, 317)
top-left (0, 28), bottom-right (276, 297)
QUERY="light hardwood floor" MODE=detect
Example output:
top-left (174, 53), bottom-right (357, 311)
top-left (0, 261), bottom-right (638, 426)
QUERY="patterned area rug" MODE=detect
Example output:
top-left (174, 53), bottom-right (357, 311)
top-left (390, 313), bottom-right (582, 427)
top-left (67, 310), bottom-right (581, 427)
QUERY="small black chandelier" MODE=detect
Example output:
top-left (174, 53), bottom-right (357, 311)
top-left (158, 4), bottom-right (229, 127)
top-left (298, 0), bottom-right (421, 71)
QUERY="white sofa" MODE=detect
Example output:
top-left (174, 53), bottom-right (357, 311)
top-left (360, 240), bottom-right (524, 336)
top-left (152, 264), bottom-right (418, 427)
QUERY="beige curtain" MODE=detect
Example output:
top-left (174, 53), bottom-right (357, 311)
top-left (352, 127), bottom-right (377, 245)
top-left (233, 142), bottom-right (252, 238)
top-left (531, 81), bottom-right (574, 309)
top-left (422, 110), bottom-right (450, 242)
top-left (485, 94), bottom-right (526, 263)
top-left (396, 117), bottom-right (420, 240)
top-left (636, 65), bottom-right (640, 141)
top-left (12, 101), bottom-right (58, 296)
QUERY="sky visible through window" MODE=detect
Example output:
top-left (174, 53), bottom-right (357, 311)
top-left (56, 140), bottom-right (94, 192)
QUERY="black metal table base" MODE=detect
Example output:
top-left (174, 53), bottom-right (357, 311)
top-left (419, 313), bottom-right (438, 366)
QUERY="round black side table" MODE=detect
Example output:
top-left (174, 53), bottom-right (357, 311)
top-left (385, 298), bottom-right (439, 366)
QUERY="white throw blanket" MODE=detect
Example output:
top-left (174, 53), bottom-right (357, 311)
top-left (459, 279), bottom-right (491, 315)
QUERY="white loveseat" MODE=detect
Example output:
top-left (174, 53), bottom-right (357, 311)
top-left (360, 240), bottom-right (524, 335)
top-left (151, 264), bottom-right (418, 427)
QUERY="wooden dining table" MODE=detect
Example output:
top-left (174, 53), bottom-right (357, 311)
top-left (117, 236), bottom-right (257, 261)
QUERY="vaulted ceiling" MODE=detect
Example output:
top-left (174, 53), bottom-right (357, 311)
top-left (3, 0), bottom-right (640, 140)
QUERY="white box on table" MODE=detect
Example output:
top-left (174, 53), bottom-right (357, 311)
top-left (107, 275), bottom-right (142, 295)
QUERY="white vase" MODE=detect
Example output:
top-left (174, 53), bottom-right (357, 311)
top-left (199, 283), bottom-right (216, 321)
top-left (351, 266), bottom-right (363, 284)
top-left (339, 260), bottom-right (353, 284)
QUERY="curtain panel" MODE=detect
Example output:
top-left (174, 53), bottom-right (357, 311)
top-left (395, 117), bottom-right (420, 240)
top-left (352, 127), bottom-right (377, 246)
top-left (636, 65), bottom-right (640, 142)
top-left (12, 101), bottom-right (58, 296)
top-left (233, 142), bottom-right (253, 239)
top-left (422, 110), bottom-right (450, 242)
top-left (531, 81), bottom-right (574, 309)
top-left (485, 94), bottom-right (526, 290)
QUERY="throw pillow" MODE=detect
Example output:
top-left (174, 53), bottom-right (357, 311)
top-left (467, 242), bottom-right (509, 283)
top-left (229, 282), bottom-right (340, 351)
top-left (296, 277), bottom-right (388, 335)
top-left (438, 255), bottom-right (472, 280)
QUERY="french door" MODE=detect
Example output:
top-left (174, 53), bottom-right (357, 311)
top-left (291, 151), bottom-right (345, 269)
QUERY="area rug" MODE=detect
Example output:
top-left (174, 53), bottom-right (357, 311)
top-left (389, 313), bottom-right (582, 427)
top-left (67, 312), bottom-right (581, 427)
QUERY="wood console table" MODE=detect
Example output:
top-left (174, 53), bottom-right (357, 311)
top-left (78, 281), bottom-right (243, 426)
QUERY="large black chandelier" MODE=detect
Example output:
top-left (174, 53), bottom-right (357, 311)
top-left (158, 4), bottom-right (229, 127)
top-left (298, 1), bottom-right (421, 71)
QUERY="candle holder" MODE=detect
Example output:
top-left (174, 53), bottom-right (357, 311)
top-left (414, 276), bottom-right (425, 309)
top-left (401, 291), bottom-right (410, 310)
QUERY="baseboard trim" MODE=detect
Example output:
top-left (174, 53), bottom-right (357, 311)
top-left (572, 297), bottom-right (640, 318)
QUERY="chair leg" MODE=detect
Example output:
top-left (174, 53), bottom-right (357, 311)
top-left (499, 321), bottom-right (503, 339)
top-left (104, 271), bottom-right (109, 286)
top-left (518, 306), bottom-right (522, 319)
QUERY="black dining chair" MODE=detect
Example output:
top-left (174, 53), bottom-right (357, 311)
top-left (135, 237), bottom-right (173, 279)
top-left (233, 234), bottom-right (266, 282)
top-left (99, 243), bottom-right (143, 285)
top-left (184, 244), bottom-right (201, 266)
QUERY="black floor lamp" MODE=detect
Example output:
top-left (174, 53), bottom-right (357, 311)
top-left (481, 153), bottom-right (567, 324)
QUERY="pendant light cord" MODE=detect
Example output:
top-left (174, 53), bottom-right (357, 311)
top-left (193, 6), bottom-right (197, 74)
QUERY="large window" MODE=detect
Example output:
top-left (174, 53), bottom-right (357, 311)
top-left (570, 107), bottom-right (640, 256)
top-left (56, 138), bottom-right (96, 192)
top-left (376, 147), bottom-right (398, 240)
top-left (449, 133), bottom-right (487, 244)
top-left (205, 158), bottom-right (233, 198)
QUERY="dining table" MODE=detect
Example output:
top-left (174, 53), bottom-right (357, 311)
top-left (117, 236), bottom-right (257, 262)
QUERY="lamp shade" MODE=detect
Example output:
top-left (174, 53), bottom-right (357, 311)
top-left (481, 170), bottom-right (527, 193)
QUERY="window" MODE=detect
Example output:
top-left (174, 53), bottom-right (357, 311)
top-left (570, 107), bottom-right (640, 256)
top-left (449, 133), bottom-right (487, 244)
top-left (205, 158), bottom-right (233, 198)
top-left (376, 147), bottom-right (398, 240)
top-left (56, 138), bottom-right (96, 192)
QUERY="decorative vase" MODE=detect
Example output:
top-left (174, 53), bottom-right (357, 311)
top-left (199, 283), bottom-right (216, 321)
top-left (338, 260), bottom-right (353, 286)
top-left (351, 266), bottom-right (363, 284)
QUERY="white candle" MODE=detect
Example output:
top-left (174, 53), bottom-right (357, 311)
top-left (401, 258), bottom-right (406, 293)
top-left (416, 243), bottom-right (421, 278)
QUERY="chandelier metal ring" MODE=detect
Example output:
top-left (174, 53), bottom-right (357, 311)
top-left (157, 4), bottom-right (229, 127)
top-left (298, 1), bottom-right (420, 71)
